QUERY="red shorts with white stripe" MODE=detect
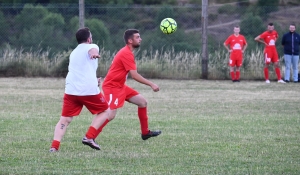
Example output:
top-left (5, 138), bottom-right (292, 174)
top-left (264, 49), bottom-right (279, 64)
top-left (102, 85), bottom-right (139, 110)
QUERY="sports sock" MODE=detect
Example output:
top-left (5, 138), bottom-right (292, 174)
top-left (236, 71), bottom-right (240, 80)
top-left (85, 126), bottom-right (97, 139)
top-left (51, 140), bottom-right (60, 150)
top-left (95, 119), bottom-right (109, 138)
top-left (230, 72), bottom-right (235, 80)
top-left (275, 67), bottom-right (281, 80)
top-left (264, 67), bottom-right (269, 80)
top-left (138, 107), bottom-right (149, 135)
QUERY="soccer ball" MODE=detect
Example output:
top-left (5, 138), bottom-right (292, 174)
top-left (160, 18), bottom-right (177, 34)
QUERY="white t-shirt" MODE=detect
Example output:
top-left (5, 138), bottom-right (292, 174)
top-left (65, 43), bottom-right (100, 95)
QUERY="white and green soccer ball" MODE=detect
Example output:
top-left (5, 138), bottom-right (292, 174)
top-left (160, 18), bottom-right (177, 34)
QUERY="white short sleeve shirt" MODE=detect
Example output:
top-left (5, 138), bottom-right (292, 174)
top-left (65, 43), bottom-right (100, 95)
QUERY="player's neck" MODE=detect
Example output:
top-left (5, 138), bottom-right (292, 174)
top-left (234, 33), bottom-right (239, 37)
top-left (127, 44), bottom-right (135, 52)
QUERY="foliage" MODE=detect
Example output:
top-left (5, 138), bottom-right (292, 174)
top-left (85, 18), bottom-right (112, 50)
top-left (217, 4), bottom-right (236, 14)
top-left (256, 0), bottom-right (279, 18)
top-left (0, 44), bottom-right (282, 80)
top-left (0, 10), bottom-right (9, 46)
top-left (240, 13), bottom-right (265, 38)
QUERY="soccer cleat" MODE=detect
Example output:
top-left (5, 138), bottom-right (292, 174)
top-left (82, 137), bottom-right (100, 150)
top-left (49, 148), bottom-right (58, 153)
top-left (284, 80), bottom-right (290, 83)
top-left (265, 80), bottom-right (270, 83)
top-left (141, 130), bottom-right (162, 140)
top-left (277, 79), bottom-right (286, 83)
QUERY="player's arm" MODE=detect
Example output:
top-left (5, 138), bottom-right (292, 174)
top-left (254, 35), bottom-right (267, 46)
top-left (129, 70), bottom-right (159, 92)
top-left (223, 42), bottom-right (231, 52)
top-left (242, 41), bottom-right (248, 53)
top-left (88, 48), bottom-right (100, 59)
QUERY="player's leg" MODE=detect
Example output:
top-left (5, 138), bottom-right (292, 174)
top-left (49, 116), bottom-right (74, 152)
top-left (272, 52), bottom-right (285, 82)
top-left (235, 54), bottom-right (243, 82)
top-left (264, 52), bottom-right (271, 83)
top-left (291, 55), bottom-right (299, 82)
top-left (284, 54), bottom-right (292, 82)
top-left (50, 94), bottom-right (82, 152)
top-left (229, 54), bottom-right (236, 82)
top-left (127, 88), bottom-right (161, 140)
top-left (93, 88), bottom-right (124, 139)
top-left (94, 109), bottom-right (117, 139)
top-left (81, 93), bottom-right (109, 150)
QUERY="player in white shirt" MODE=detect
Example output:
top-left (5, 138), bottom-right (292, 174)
top-left (49, 27), bottom-right (109, 152)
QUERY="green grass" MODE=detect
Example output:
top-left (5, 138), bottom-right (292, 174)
top-left (0, 78), bottom-right (299, 175)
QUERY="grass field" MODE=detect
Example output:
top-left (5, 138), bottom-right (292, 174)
top-left (0, 78), bottom-right (299, 175)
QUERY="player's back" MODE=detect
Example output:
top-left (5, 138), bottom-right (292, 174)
top-left (65, 43), bottom-right (99, 95)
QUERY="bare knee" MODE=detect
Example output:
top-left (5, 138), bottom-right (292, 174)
top-left (59, 116), bottom-right (73, 126)
top-left (139, 100), bottom-right (147, 108)
top-left (107, 109), bottom-right (117, 121)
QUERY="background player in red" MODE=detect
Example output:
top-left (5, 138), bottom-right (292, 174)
top-left (97, 29), bottom-right (161, 140)
top-left (254, 23), bottom-right (285, 83)
top-left (49, 27), bottom-right (109, 152)
top-left (223, 25), bottom-right (247, 82)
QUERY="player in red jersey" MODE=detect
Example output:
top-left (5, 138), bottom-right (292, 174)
top-left (254, 23), bottom-right (285, 83)
top-left (98, 29), bottom-right (161, 140)
top-left (224, 26), bottom-right (247, 82)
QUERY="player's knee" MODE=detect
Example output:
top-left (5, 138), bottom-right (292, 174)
top-left (60, 116), bottom-right (73, 125)
top-left (139, 100), bottom-right (147, 107)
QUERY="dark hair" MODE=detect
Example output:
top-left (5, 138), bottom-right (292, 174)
top-left (123, 29), bottom-right (139, 44)
top-left (234, 25), bottom-right (240, 28)
top-left (76, 27), bottom-right (91, 44)
top-left (268, 23), bottom-right (274, 26)
top-left (290, 23), bottom-right (296, 27)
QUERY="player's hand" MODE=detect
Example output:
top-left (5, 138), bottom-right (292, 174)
top-left (97, 77), bottom-right (102, 87)
top-left (91, 54), bottom-right (100, 59)
top-left (151, 83), bottom-right (159, 92)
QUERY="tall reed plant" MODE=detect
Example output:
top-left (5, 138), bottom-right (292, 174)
top-left (0, 44), bottom-right (285, 80)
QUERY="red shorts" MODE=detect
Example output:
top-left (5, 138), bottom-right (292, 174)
top-left (61, 93), bottom-right (108, 117)
top-left (229, 51), bottom-right (243, 67)
top-left (102, 85), bottom-right (139, 109)
top-left (264, 49), bottom-right (279, 64)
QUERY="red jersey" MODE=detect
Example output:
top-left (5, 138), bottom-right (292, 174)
top-left (224, 34), bottom-right (247, 52)
top-left (259, 30), bottom-right (278, 50)
top-left (102, 45), bottom-right (137, 89)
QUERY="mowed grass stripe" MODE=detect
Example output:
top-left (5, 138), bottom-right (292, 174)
top-left (0, 78), bottom-right (299, 175)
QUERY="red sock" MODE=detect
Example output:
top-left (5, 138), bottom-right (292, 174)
top-left (138, 107), bottom-right (149, 135)
top-left (85, 126), bottom-right (97, 139)
top-left (275, 67), bottom-right (281, 80)
top-left (230, 72), bottom-right (235, 80)
top-left (236, 71), bottom-right (240, 80)
top-left (51, 140), bottom-right (60, 150)
top-left (95, 119), bottom-right (109, 138)
top-left (264, 67), bottom-right (269, 80)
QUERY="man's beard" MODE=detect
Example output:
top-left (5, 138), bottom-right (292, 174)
top-left (133, 44), bottom-right (140, 48)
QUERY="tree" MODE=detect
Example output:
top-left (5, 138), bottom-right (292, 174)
top-left (256, 0), bottom-right (279, 18)
top-left (0, 11), bottom-right (9, 45)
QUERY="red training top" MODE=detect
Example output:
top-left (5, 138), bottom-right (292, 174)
top-left (102, 45), bottom-right (137, 89)
top-left (224, 34), bottom-right (247, 52)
